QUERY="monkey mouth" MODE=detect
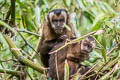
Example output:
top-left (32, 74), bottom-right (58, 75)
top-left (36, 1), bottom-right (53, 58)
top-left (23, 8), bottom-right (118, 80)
top-left (55, 29), bottom-right (63, 34)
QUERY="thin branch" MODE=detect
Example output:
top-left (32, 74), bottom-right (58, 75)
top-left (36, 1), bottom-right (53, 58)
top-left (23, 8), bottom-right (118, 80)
top-left (27, 71), bottom-right (33, 80)
top-left (0, 59), bottom-right (15, 62)
top-left (49, 30), bottom-right (104, 54)
top-left (79, 63), bottom-right (98, 79)
top-left (10, 0), bottom-right (16, 25)
top-left (5, 6), bottom-right (11, 20)
top-left (107, 42), bottom-right (120, 55)
top-left (17, 30), bottom-right (38, 54)
top-left (18, 29), bottom-right (40, 37)
top-left (79, 45), bottom-right (120, 80)
top-left (0, 68), bottom-right (24, 77)
top-left (55, 53), bottom-right (59, 80)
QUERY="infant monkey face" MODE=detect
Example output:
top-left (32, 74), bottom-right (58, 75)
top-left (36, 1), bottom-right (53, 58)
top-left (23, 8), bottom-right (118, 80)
top-left (80, 36), bottom-right (95, 54)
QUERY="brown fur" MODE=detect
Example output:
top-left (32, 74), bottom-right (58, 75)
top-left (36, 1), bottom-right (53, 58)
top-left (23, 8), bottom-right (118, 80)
top-left (48, 37), bottom-right (95, 80)
top-left (36, 9), bottom-right (76, 67)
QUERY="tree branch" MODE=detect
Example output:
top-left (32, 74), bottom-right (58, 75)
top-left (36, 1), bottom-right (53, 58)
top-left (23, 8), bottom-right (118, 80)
top-left (10, 0), bottom-right (16, 25)
top-left (0, 68), bottom-right (24, 77)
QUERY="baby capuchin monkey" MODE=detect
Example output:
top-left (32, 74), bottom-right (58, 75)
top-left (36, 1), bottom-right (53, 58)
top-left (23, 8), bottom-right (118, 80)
top-left (67, 36), bottom-right (95, 62)
top-left (36, 9), bottom-right (76, 67)
top-left (48, 36), bottom-right (95, 80)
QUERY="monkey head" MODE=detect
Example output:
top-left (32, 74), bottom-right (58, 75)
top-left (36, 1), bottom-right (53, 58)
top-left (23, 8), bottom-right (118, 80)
top-left (66, 36), bottom-right (95, 62)
top-left (43, 9), bottom-right (75, 41)
top-left (47, 9), bottom-right (68, 35)
top-left (80, 36), bottom-right (95, 54)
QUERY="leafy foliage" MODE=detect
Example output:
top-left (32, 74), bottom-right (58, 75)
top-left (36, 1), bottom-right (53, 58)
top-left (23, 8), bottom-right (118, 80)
top-left (0, 0), bottom-right (120, 79)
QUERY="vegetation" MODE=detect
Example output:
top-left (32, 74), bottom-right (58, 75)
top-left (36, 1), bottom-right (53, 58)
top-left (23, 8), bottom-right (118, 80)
top-left (0, 0), bottom-right (120, 79)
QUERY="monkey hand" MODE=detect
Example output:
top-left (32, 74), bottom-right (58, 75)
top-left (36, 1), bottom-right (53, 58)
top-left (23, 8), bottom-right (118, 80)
top-left (59, 35), bottom-right (68, 40)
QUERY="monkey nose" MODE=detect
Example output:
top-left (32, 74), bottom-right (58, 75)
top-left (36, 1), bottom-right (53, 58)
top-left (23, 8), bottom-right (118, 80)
top-left (57, 26), bottom-right (60, 28)
top-left (57, 22), bottom-right (60, 26)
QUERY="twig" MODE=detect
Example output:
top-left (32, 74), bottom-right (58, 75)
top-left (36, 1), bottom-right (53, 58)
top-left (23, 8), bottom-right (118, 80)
top-left (0, 59), bottom-right (15, 62)
top-left (18, 29), bottom-right (40, 37)
top-left (55, 53), bottom-right (59, 80)
top-left (80, 54), bottom-right (117, 79)
top-left (17, 30), bottom-right (38, 54)
top-left (83, 73), bottom-right (98, 80)
top-left (21, 50), bottom-right (32, 59)
top-left (107, 42), bottom-right (120, 55)
top-left (5, 7), bottom-right (11, 20)
top-left (0, 68), bottom-right (24, 77)
top-left (27, 71), bottom-right (33, 80)
top-left (98, 63), bottom-right (118, 80)
top-left (79, 63), bottom-right (98, 79)
top-left (10, 0), bottom-right (16, 25)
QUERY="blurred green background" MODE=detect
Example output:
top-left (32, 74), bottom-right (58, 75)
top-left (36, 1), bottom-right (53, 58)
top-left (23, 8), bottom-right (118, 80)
top-left (0, 0), bottom-right (120, 79)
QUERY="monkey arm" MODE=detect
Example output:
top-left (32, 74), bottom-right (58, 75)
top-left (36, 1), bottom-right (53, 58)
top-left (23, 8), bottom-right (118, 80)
top-left (37, 40), bottom-right (57, 54)
top-left (36, 39), bottom-right (57, 67)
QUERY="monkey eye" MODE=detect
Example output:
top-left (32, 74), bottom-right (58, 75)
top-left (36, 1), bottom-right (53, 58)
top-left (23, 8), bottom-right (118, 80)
top-left (59, 19), bottom-right (64, 22)
top-left (84, 43), bottom-right (91, 48)
top-left (52, 20), bottom-right (58, 22)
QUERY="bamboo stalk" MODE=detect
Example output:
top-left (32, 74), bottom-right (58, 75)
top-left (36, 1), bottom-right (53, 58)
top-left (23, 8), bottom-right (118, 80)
top-left (3, 34), bottom-right (45, 74)
top-left (0, 68), bottom-right (23, 77)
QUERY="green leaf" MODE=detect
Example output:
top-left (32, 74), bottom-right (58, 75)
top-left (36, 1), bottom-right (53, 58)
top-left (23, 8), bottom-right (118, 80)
top-left (98, 1), bottom-right (107, 13)
top-left (0, 20), bottom-right (15, 33)
top-left (43, 0), bottom-right (49, 8)
top-left (101, 35), bottom-right (106, 48)
top-left (64, 60), bottom-right (69, 80)
top-left (21, 15), bottom-right (36, 31)
top-left (76, 0), bottom-right (86, 10)
top-left (72, 74), bottom-right (80, 80)
top-left (99, 71), bottom-right (111, 80)
top-left (64, 24), bottom-right (71, 31)
top-left (92, 13), bottom-right (106, 31)
top-left (101, 48), bottom-right (107, 63)
top-left (82, 0), bottom-right (87, 7)
top-left (102, 57), bottom-right (120, 71)
top-left (103, 2), bottom-right (116, 15)
top-left (63, 0), bottom-right (72, 7)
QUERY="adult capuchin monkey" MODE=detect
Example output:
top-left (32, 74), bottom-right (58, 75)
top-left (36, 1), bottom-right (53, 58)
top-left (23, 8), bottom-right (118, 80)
top-left (36, 9), bottom-right (76, 67)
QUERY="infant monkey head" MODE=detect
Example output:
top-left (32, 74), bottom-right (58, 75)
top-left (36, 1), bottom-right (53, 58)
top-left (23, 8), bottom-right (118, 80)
top-left (80, 36), bottom-right (95, 54)
top-left (67, 36), bottom-right (95, 62)
top-left (47, 9), bottom-right (68, 35)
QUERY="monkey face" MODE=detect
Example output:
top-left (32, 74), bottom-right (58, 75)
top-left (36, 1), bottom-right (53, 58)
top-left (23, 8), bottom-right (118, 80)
top-left (48, 9), bottom-right (68, 34)
top-left (80, 36), bottom-right (95, 53)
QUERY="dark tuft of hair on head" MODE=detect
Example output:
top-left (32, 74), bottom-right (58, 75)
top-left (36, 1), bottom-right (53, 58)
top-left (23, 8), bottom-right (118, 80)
top-left (49, 9), bottom-right (67, 16)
